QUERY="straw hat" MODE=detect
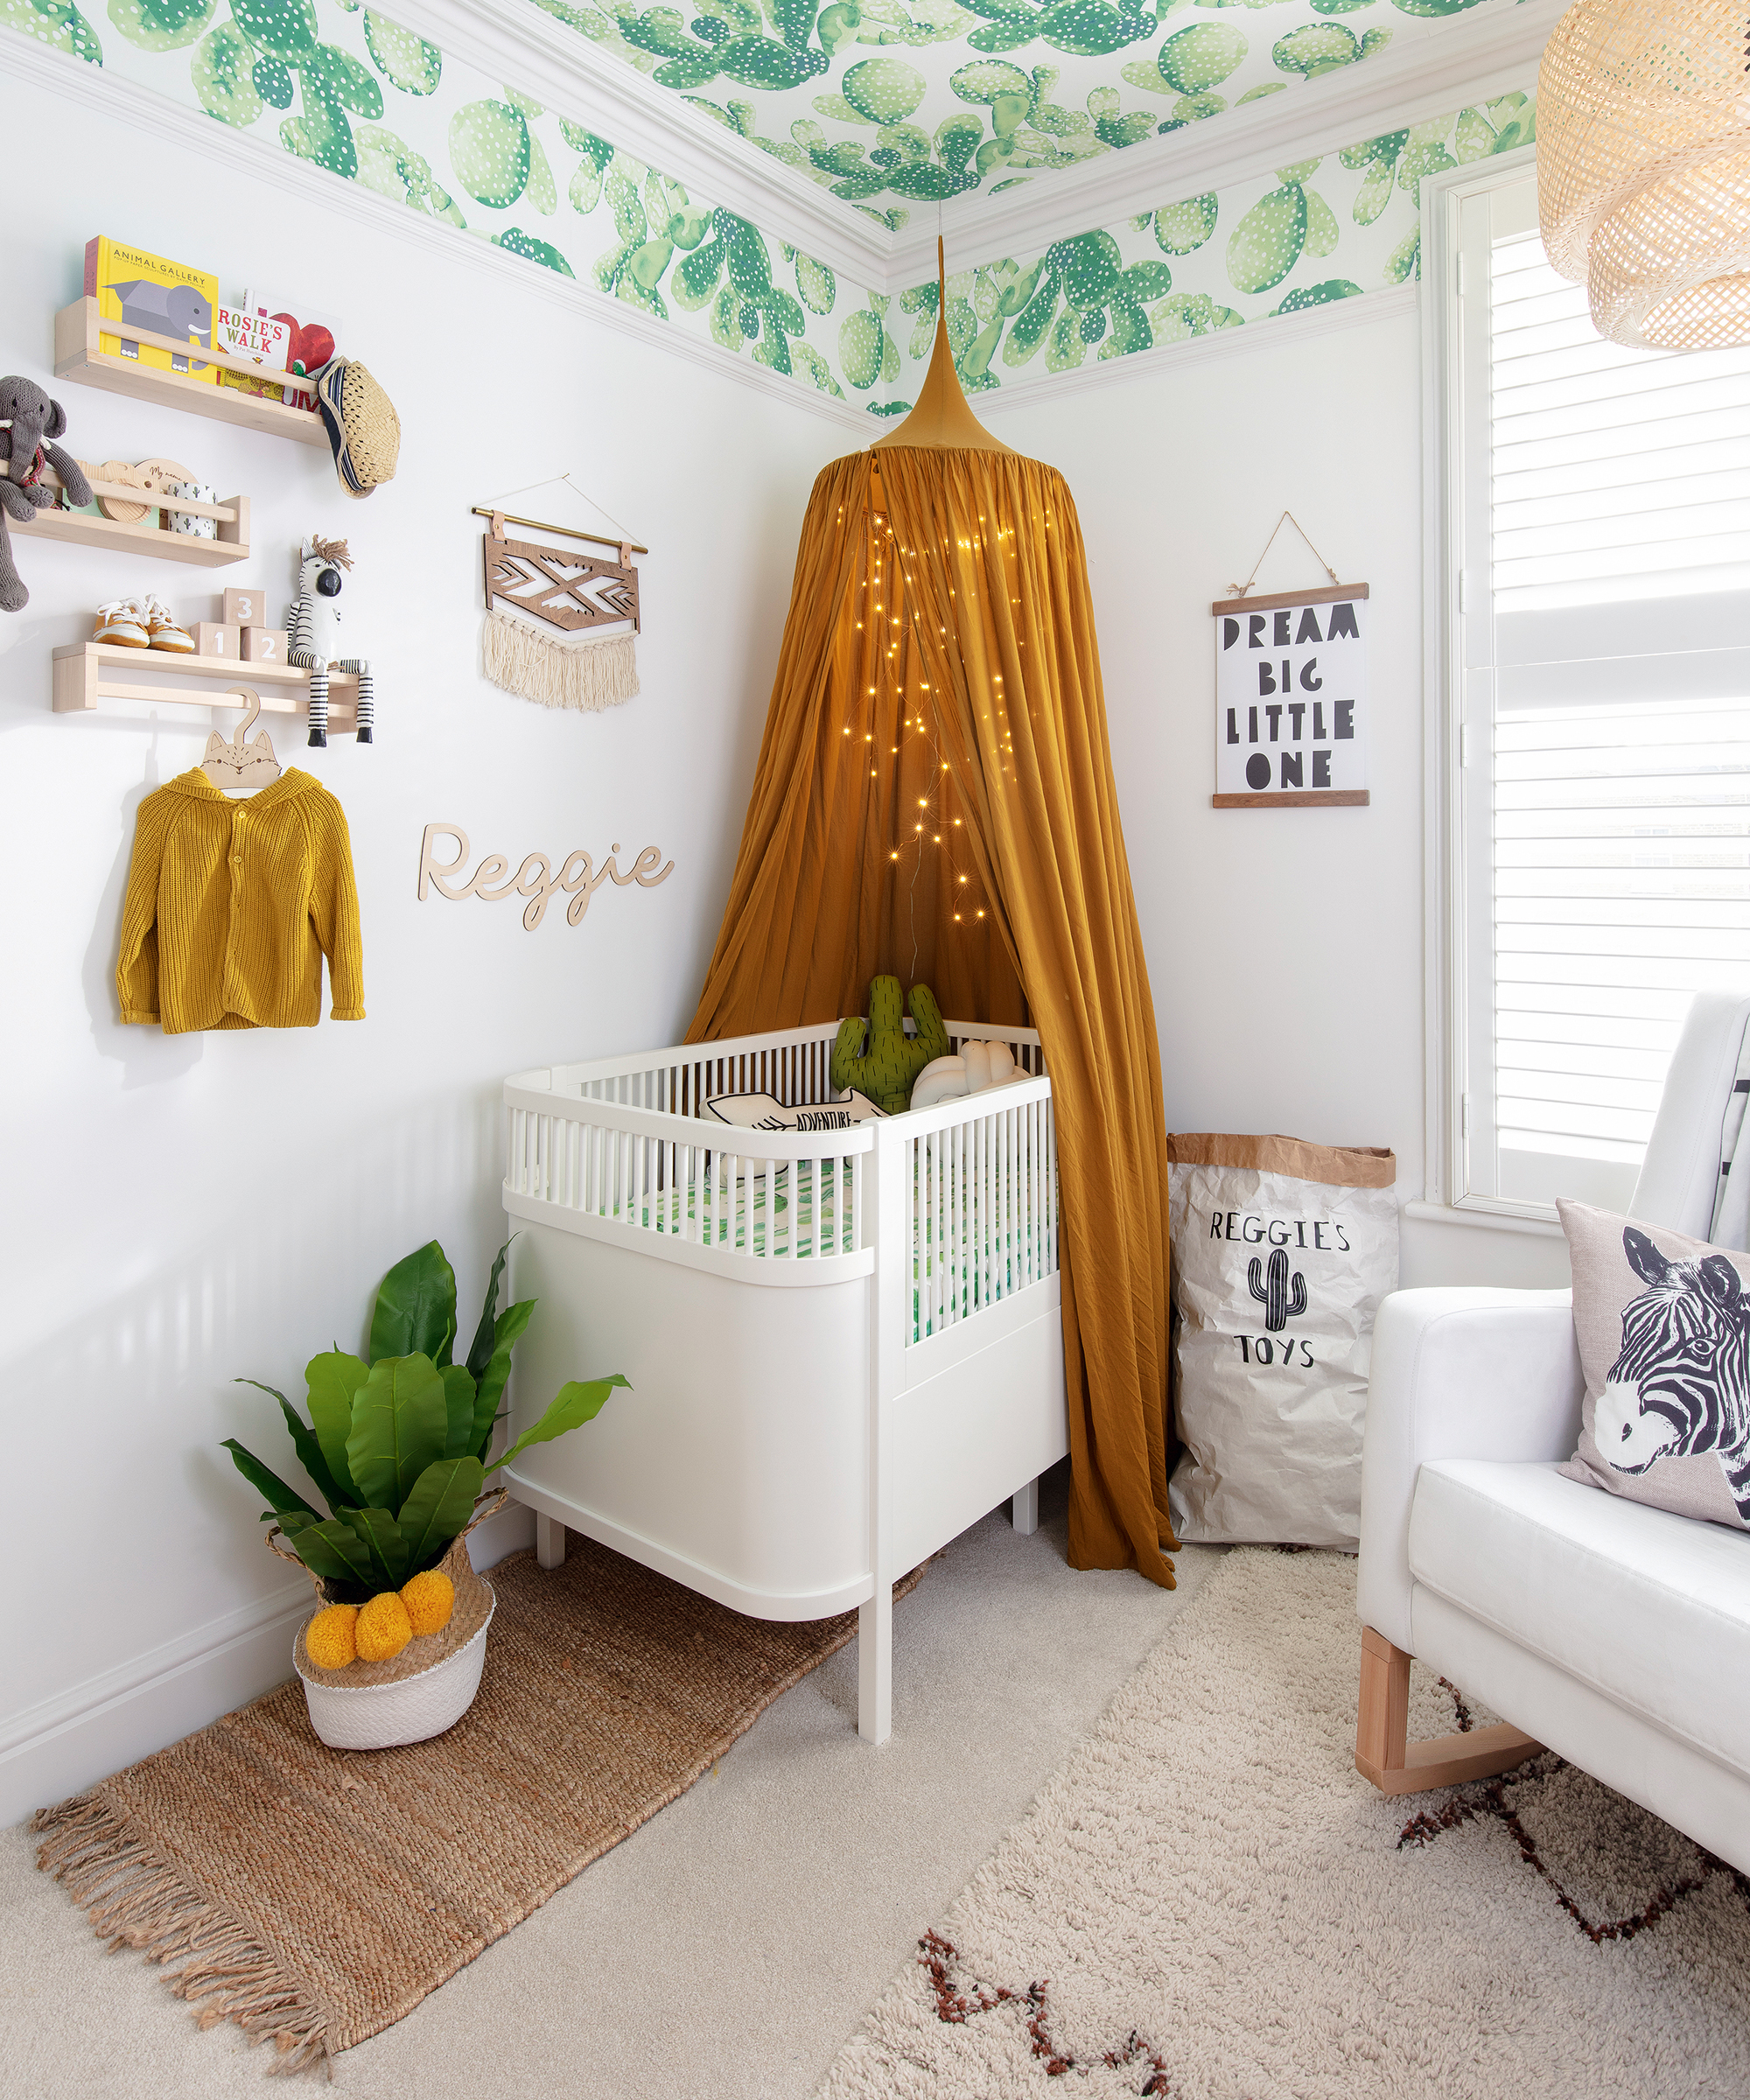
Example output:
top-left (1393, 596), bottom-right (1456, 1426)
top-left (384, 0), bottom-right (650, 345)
top-left (313, 358), bottom-right (401, 499)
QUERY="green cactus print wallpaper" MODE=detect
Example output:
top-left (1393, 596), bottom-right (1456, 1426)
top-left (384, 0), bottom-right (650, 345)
top-left (5, 0), bottom-right (1534, 413)
top-left (514, 0), bottom-right (1523, 217)
top-left (875, 87), bottom-right (1536, 406)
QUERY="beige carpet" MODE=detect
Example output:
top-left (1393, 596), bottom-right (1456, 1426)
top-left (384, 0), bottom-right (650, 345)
top-left (33, 1535), bottom-right (925, 2076)
top-left (822, 1547), bottom-right (1750, 2100)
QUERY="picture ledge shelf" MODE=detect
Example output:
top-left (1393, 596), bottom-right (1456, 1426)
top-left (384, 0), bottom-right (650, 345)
top-left (52, 298), bottom-right (327, 447)
top-left (53, 642), bottom-right (358, 732)
top-left (8, 463), bottom-right (250, 569)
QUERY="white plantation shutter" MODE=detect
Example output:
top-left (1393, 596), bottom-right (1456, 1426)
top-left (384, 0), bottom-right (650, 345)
top-left (1451, 173), bottom-right (1750, 1216)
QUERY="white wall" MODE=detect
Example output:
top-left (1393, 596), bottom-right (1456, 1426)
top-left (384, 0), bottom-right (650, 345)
top-left (982, 303), bottom-right (1572, 1298)
top-left (0, 71), bottom-right (852, 1824)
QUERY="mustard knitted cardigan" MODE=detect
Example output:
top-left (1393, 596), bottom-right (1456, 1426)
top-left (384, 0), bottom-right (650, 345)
top-left (117, 767), bottom-right (365, 1033)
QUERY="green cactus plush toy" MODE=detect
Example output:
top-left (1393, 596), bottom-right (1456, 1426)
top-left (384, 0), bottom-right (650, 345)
top-left (831, 977), bottom-right (949, 1113)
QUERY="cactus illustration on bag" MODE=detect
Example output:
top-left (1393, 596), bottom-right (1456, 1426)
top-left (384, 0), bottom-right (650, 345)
top-left (831, 976), bottom-right (949, 1113)
top-left (1248, 1247), bottom-right (1308, 1332)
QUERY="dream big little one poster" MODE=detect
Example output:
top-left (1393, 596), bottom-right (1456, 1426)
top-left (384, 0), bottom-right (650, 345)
top-left (1212, 585), bottom-right (1369, 808)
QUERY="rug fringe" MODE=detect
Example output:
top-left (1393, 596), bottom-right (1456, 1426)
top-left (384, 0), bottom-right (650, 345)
top-left (481, 608), bottom-right (639, 712)
top-left (33, 1794), bottom-right (332, 2078)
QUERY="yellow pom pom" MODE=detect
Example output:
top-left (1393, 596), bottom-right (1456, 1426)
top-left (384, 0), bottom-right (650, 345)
top-left (305, 1603), bottom-right (358, 1670)
top-left (400, 1569), bottom-right (455, 1638)
top-left (355, 1590), bottom-right (413, 1662)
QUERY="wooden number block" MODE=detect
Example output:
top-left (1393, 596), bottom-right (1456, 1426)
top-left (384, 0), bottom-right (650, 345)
top-left (222, 587), bottom-right (269, 628)
top-left (194, 622), bottom-right (239, 660)
top-left (241, 626), bottom-right (288, 665)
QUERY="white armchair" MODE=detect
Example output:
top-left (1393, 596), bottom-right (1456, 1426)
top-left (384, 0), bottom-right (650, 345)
top-left (1356, 991), bottom-right (1750, 1875)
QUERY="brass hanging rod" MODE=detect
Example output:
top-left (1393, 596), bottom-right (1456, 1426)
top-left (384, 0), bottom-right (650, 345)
top-left (472, 506), bottom-right (648, 556)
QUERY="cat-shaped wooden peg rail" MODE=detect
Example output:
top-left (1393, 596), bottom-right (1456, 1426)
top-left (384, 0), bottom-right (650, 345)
top-left (201, 686), bottom-right (282, 794)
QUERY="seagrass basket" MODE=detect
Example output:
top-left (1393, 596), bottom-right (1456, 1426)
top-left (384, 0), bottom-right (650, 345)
top-left (269, 1494), bottom-right (503, 1751)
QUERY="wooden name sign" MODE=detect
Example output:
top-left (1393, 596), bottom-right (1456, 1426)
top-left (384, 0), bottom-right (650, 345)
top-left (418, 823), bottom-right (674, 932)
top-left (1212, 584), bottom-right (1369, 809)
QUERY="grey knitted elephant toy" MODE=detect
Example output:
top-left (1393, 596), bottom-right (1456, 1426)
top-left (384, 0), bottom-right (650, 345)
top-left (0, 376), bottom-right (92, 612)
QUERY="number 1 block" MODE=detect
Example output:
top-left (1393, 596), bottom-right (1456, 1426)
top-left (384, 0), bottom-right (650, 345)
top-left (193, 622), bottom-right (239, 660)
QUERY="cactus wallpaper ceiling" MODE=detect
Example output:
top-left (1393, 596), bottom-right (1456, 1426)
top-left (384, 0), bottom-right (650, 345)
top-left (512, 0), bottom-right (1524, 216)
top-left (8, 0), bottom-right (1534, 411)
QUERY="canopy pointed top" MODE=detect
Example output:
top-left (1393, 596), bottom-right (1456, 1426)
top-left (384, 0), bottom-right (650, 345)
top-left (871, 238), bottom-right (1015, 457)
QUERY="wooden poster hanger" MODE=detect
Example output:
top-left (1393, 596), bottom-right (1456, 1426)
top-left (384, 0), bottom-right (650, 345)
top-left (468, 507), bottom-right (648, 557)
top-left (471, 472), bottom-right (648, 557)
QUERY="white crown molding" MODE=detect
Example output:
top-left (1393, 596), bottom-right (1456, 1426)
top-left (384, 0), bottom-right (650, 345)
top-left (396, 0), bottom-right (900, 286)
top-left (893, 0), bottom-right (1564, 282)
top-left (974, 281), bottom-right (1418, 416)
top-left (400, 0), bottom-right (1561, 291)
top-left (7, 31), bottom-right (872, 435)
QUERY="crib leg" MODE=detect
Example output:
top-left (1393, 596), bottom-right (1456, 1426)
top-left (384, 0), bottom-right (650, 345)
top-left (1012, 1475), bottom-right (1040, 1536)
top-left (536, 1512), bottom-right (566, 1570)
top-left (858, 1583), bottom-right (892, 1746)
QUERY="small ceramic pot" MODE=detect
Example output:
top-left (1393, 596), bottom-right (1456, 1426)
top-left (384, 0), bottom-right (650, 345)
top-left (166, 480), bottom-right (218, 540)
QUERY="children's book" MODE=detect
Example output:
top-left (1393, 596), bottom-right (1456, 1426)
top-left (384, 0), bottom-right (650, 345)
top-left (215, 303), bottom-right (291, 402)
top-left (85, 236), bottom-right (218, 384)
top-left (242, 291), bottom-right (342, 412)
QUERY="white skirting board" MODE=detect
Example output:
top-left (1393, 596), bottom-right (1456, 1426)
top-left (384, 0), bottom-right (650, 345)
top-left (0, 1500), bottom-right (535, 1830)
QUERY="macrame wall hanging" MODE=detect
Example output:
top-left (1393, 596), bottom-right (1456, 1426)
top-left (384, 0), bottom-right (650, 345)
top-left (472, 474), bottom-right (646, 714)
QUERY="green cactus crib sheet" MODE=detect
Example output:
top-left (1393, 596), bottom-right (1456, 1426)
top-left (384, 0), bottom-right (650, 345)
top-left (614, 1155), bottom-right (1041, 1337)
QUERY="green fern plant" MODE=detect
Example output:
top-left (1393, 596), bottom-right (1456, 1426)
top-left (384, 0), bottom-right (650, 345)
top-left (224, 1238), bottom-right (626, 1600)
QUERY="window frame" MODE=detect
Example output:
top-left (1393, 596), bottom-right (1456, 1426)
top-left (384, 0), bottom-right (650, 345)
top-left (1419, 144), bottom-right (1553, 1228)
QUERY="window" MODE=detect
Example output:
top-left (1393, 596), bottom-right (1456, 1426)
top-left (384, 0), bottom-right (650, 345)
top-left (1432, 164), bottom-right (1750, 1220)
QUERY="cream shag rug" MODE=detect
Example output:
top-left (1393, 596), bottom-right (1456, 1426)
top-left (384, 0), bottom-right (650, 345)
top-left (822, 1547), bottom-right (1750, 2100)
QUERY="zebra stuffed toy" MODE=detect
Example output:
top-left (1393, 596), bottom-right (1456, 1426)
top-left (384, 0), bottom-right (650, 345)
top-left (290, 535), bottom-right (374, 746)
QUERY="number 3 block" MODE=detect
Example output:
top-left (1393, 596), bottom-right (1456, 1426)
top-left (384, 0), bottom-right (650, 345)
top-left (222, 588), bottom-right (270, 629)
top-left (241, 626), bottom-right (288, 665)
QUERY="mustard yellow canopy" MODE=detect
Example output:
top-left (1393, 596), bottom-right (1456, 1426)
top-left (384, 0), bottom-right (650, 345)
top-left (688, 412), bottom-right (1177, 1585)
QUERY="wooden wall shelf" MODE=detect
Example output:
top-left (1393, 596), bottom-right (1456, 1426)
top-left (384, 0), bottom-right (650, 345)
top-left (53, 642), bottom-right (357, 732)
top-left (53, 298), bottom-right (327, 448)
top-left (9, 463), bottom-right (250, 568)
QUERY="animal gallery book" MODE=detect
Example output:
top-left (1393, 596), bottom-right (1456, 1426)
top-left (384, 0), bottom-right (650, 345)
top-left (85, 235), bottom-right (218, 382)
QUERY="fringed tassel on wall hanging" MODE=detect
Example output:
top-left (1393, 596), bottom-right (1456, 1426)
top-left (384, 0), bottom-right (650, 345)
top-left (481, 609), bottom-right (640, 712)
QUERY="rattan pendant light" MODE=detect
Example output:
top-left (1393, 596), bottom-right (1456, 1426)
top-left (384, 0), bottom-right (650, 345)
top-left (1538, 0), bottom-right (1750, 350)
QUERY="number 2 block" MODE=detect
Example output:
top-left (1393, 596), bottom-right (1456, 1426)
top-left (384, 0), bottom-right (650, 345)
top-left (241, 626), bottom-right (288, 665)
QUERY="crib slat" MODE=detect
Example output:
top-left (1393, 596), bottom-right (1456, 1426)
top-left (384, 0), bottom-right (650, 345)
top-left (917, 1138), bottom-right (925, 1336)
top-left (951, 1122), bottom-right (961, 1328)
top-left (1007, 1105), bottom-right (1017, 1297)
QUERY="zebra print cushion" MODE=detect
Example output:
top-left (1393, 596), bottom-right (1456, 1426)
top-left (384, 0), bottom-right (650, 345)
top-left (1558, 1200), bottom-right (1750, 1532)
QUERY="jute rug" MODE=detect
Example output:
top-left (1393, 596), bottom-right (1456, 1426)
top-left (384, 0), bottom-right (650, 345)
top-left (33, 1534), bottom-right (924, 2077)
top-left (822, 1548), bottom-right (1750, 2100)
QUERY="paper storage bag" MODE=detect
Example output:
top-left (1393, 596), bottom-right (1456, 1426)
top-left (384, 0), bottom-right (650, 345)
top-left (1167, 1133), bottom-right (1398, 1548)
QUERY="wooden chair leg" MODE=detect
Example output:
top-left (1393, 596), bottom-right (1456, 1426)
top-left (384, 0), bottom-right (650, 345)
top-left (1354, 1626), bottom-right (1542, 1796)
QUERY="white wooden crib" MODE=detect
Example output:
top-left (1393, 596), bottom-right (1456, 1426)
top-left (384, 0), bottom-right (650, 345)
top-left (500, 1018), bottom-right (1067, 1742)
